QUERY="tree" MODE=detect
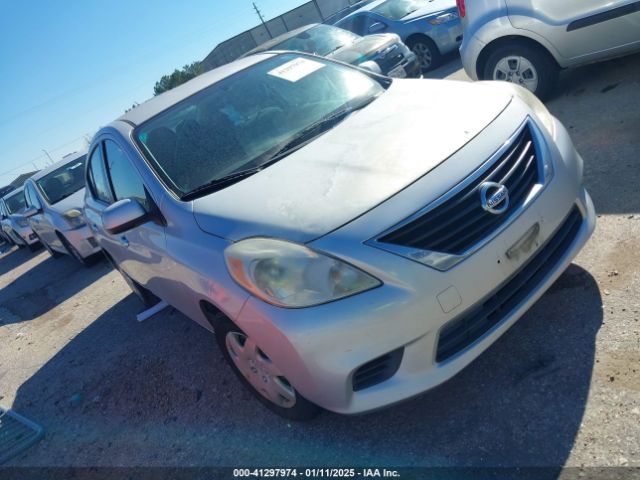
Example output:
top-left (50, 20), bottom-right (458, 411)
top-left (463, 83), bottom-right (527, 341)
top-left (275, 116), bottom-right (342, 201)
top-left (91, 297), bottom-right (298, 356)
top-left (153, 61), bottom-right (204, 96)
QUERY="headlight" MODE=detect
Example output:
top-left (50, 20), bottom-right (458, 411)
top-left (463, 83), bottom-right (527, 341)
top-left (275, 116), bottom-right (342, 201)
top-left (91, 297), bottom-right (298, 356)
top-left (63, 209), bottom-right (85, 228)
top-left (16, 217), bottom-right (29, 228)
top-left (225, 238), bottom-right (381, 308)
top-left (428, 12), bottom-right (458, 25)
top-left (506, 83), bottom-right (556, 136)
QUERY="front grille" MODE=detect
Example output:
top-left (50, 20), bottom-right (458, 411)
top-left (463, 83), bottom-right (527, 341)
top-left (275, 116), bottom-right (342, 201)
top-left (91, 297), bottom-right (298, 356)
top-left (436, 207), bottom-right (583, 363)
top-left (352, 348), bottom-right (404, 392)
top-left (379, 125), bottom-right (540, 256)
top-left (372, 45), bottom-right (404, 73)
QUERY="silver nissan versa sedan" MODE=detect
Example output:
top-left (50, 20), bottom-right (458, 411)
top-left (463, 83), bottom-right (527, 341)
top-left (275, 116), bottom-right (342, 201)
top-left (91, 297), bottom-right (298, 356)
top-left (23, 151), bottom-right (102, 265)
top-left (85, 52), bottom-right (595, 420)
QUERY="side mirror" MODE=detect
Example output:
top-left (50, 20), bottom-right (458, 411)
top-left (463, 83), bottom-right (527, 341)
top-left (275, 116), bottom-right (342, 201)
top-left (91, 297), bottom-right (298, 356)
top-left (23, 206), bottom-right (39, 218)
top-left (358, 60), bottom-right (382, 75)
top-left (102, 198), bottom-right (149, 235)
top-left (368, 22), bottom-right (386, 34)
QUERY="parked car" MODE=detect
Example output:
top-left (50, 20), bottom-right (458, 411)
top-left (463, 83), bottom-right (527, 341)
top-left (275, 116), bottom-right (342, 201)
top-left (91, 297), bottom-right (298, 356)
top-left (0, 187), bottom-right (39, 251)
top-left (22, 151), bottom-right (101, 265)
top-left (244, 23), bottom-right (421, 78)
top-left (458, 0), bottom-right (640, 98)
top-left (334, 0), bottom-right (462, 71)
top-left (85, 52), bottom-right (594, 420)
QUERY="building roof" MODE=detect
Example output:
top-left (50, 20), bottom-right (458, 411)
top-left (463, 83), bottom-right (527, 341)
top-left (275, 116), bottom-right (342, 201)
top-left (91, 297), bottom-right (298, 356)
top-left (243, 24), bottom-right (318, 56)
top-left (9, 171), bottom-right (39, 189)
top-left (30, 150), bottom-right (87, 182)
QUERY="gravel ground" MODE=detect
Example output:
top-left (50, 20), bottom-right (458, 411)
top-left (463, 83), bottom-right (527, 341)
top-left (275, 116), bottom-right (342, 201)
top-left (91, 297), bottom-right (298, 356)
top-left (1, 52), bottom-right (639, 469)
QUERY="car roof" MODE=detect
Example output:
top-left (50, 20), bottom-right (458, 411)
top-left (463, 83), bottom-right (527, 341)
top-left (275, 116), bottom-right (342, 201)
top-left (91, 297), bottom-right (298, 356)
top-left (115, 53), bottom-right (274, 128)
top-left (244, 24), bottom-right (320, 56)
top-left (3, 186), bottom-right (24, 199)
top-left (341, 0), bottom-right (387, 17)
top-left (30, 150), bottom-right (88, 182)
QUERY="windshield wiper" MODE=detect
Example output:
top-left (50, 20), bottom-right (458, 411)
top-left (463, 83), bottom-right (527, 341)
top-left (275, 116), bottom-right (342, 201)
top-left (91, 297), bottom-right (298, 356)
top-left (180, 98), bottom-right (376, 201)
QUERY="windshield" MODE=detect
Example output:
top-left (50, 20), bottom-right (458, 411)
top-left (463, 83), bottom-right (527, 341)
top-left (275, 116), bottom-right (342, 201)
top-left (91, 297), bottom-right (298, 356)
top-left (36, 156), bottom-right (87, 205)
top-left (5, 190), bottom-right (26, 214)
top-left (273, 25), bottom-right (360, 56)
top-left (371, 0), bottom-right (430, 20)
top-left (136, 54), bottom-right (386, 198)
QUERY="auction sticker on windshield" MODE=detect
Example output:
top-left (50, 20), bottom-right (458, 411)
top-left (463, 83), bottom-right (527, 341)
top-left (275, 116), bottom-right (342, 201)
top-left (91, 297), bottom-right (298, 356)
top-left (268, 57), bottom-right (325, 82)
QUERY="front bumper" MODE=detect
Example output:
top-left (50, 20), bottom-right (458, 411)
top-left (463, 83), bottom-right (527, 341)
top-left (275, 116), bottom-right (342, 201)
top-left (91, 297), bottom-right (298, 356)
top-left (234, 115), bottom-right (595, 415)
top-left (427, 21), bottom-right (464, 55)
top-left (62, 224), bottom-right (102, 259)
top-left (15, 224), bottom-right (39, 246)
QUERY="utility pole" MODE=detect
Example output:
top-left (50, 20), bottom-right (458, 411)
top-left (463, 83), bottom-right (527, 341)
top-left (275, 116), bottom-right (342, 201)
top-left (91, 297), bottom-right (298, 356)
top-left (41, 149), bottom-right (54, 165)
top-left (252, 2), bottom-right (273, 39)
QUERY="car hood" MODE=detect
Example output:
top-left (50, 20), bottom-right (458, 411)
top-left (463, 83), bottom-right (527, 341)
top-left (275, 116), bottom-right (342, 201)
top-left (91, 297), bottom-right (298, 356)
top-left (193, 80), bottom-right (512, 243)
top-left (49, 188), bottom-right (86, 215)
top-left (330, 34), bottom-right (397, 64)
top-left (402, 0), bottom-right (457, 21)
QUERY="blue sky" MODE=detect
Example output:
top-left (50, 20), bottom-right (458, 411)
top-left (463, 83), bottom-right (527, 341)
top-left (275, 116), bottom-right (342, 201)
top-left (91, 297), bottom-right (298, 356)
top-left (0, 0), bottom-right (303, 183)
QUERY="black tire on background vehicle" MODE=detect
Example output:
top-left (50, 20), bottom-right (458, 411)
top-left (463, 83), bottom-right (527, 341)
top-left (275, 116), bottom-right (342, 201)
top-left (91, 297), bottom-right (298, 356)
top-left (28, 241), bottom-right (40, 252)
top-left (407, 36), bottom-right (441, 72)
top-left (102, 251), bottom-right (159, 308)
top-left (59, 235), bottom-right (92, 267)
top-left (12, 231), bottom-right (26, 249)
top-left (483, 42), bottom-right (559, 100)
top-left (214, 319), bottom-right (322, 421)
top-left (35, 233), bottom-right (63, 258)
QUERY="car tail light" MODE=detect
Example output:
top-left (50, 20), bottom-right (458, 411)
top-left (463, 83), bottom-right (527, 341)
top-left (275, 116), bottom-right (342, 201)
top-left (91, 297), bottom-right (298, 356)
top-left (456, 0), bottom-right (466, 17)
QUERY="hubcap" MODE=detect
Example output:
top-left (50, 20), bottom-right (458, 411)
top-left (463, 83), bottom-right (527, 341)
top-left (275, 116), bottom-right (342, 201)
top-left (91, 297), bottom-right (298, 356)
top-left (225, 332), bottom-right (296, 408)
top-left (493, 56), bottom-right (539, 93)
top-left (411, 43), bottom-right (432, 69)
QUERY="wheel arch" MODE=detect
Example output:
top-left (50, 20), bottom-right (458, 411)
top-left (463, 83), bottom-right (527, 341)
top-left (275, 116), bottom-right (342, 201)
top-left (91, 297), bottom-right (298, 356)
top-left (405, 32), bottom-right (438, 51)
top-left (476, 35), bottom-right (560, 79)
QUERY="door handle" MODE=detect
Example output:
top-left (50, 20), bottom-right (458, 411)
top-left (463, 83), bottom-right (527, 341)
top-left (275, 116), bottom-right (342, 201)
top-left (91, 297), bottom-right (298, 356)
top-left (119, 236), bottom-right (130, 248)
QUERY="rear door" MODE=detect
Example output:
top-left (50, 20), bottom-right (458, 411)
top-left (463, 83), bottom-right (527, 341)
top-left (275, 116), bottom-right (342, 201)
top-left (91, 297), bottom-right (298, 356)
top-left (507, 0), bottom-right (640, 61)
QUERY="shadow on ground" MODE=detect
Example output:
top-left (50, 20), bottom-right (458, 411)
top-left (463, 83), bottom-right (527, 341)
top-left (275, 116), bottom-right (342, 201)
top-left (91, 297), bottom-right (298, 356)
top-left (10, 265), bottom-right (601, 468)
top-left (0, 249), bottom-right (112, 326)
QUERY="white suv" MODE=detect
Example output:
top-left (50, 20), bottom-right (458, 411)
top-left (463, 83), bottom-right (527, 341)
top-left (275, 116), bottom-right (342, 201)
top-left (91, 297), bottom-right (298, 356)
top-left (458, 0), bottom-right (640, 98)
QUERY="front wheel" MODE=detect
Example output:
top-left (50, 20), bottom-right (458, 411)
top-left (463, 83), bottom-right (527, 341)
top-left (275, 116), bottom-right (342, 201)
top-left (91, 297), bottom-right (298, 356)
top-left (215, 320), bottom-right (321, 421)
top-left (36, 233), bottom-right (62, 258)
top-left (483, 43), bottom-right (558, 100)
top-left (407, 37), bottom-right (441, 72)
top-left (60, 235), bottom-right (91, 267)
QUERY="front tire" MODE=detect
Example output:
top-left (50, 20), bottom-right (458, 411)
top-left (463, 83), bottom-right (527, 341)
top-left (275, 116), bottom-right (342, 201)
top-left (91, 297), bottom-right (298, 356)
top-left (407, 36), bottom-right (441, 72)
top-left (36, 233), bottom-right (62, 258)
top-left (483, 43), bottom-right (558, 100)
top-left (60, 235), bottom-right (91, 267)
top-left (215, 320), bottom-right (321, 421)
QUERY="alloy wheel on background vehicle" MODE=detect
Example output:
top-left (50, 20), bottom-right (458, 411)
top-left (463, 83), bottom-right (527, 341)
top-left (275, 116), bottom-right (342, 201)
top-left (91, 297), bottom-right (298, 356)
top-left (411, 42), bottom-right (433, 71)
top-left (225, 331), bottom-right (297, 409)
top-left (492, 55), bottom-right (539, 93)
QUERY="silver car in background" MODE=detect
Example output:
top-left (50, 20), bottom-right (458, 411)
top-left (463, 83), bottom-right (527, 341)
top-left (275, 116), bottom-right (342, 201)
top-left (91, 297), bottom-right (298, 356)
top-left (23, 151), bottom-right (101, 265)
top-left (85, 53), bottom-right (594, 420)
top-left (458, 0), bottom-right (640, 98)
top-left (1, 187), bottom-right (40, 251)
top-left (335, 0), bottom-right (462, 71)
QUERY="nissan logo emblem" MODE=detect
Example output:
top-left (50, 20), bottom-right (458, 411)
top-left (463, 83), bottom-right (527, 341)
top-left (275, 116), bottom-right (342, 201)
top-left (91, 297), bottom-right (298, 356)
top-left (480, 182), bottom-right (510, 214)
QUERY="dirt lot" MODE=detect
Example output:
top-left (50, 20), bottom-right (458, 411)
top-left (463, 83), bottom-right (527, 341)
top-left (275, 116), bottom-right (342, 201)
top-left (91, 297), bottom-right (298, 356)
top-left (1, 53), bottom-right (639, 469)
